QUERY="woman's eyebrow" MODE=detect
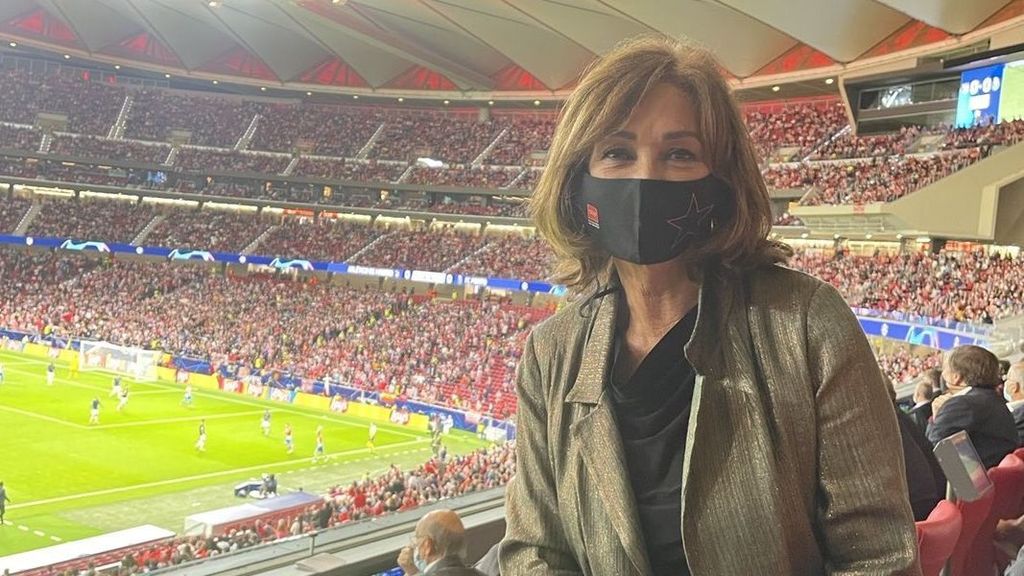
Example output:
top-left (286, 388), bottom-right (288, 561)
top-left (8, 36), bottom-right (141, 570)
top-left (604, 130), bottom-right (699, 141)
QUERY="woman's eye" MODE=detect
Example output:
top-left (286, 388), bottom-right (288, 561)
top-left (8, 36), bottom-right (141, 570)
top-left (669, 148), bottom-right (697, 161)
top-left (600, 148), bottom-right (631, 160)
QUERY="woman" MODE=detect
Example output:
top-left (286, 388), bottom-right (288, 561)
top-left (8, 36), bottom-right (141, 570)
top-left (499, 37), bottom-right (919, 575)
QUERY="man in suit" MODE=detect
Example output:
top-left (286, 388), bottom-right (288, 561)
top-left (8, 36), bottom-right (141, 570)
top-left (1003, 364), bottom-right (1024, 445)
top-left (397, 509), bottom-right (486, 576)
top-left (908, 376), bottom-right (936, 433)
top-left (927, 345), bottom-right (1018, 468)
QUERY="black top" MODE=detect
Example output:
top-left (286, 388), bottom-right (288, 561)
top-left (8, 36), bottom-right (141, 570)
top-left (610, 309), bottom-right (697, 576)
top-left (896, 408), bottom-right (944, 521)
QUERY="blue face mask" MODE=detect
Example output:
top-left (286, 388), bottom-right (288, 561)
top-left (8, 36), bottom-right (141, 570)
top-left (414, 546), bottom-right (429, 572)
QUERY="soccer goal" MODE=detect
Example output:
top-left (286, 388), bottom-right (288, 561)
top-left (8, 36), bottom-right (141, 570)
top-left (78, 340), bottom-right (162, 382)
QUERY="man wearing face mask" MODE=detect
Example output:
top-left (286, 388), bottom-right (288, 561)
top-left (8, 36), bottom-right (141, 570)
top-left (1003, 364), bottom-right (1024, 445)
top-left (397, 509), bottom-right (486, 576)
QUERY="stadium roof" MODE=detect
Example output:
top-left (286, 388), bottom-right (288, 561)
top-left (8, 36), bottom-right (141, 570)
top-left (0, 0), bottom-right (1022, 97)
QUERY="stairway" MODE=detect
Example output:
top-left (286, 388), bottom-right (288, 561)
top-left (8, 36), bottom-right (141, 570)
top-left (394, 163), bottom-right (415, 184)
top-left (503, 167), bottom-right (532, 190)
top-left (107, 93), bottom-right (133, 139)
top-left (802, 124), bottom-right (850, 162)
top-left (14, 203), bottom-right (42, 235)
top-left (242, 224), bottom-right (277, 255)
top-left (471, 127), bottom-right (509, 167)
top-left (445, 241), bottom-right (490, 273)
top-left (37, 133), bottom-right (53, 154)
top-left (163, 146), bottom-right (179, 167)
top-left (235, 113), bottom-right (261, 151)
top-left (347, 231), bottom-right (393, 263)
top-left (281, 156), bottom-right (300, 176)
top-left (131, 213), bottom-right (166, 245)
top-left (356, 122), bottom-right (386, 160)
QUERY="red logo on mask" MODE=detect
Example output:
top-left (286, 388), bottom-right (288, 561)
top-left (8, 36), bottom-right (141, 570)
top-left (586, 204), bottom-right (600, 229)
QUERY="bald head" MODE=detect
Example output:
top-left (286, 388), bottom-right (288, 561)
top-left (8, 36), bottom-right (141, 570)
top-left (416, 509), bottom-right (467, 563)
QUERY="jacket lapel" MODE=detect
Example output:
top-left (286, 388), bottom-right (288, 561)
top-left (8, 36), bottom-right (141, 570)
top-left (565, 292), bottom-right (653, 576)
top-left (679, 269), bottom-right (737, 566)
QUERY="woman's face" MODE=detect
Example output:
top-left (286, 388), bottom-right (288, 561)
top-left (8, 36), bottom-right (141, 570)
top-left (588, 83), bottom-right (710, 182)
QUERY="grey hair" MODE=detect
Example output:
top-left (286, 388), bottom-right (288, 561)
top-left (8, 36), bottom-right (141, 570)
top-left (422, 515), bottom-right (467, 559)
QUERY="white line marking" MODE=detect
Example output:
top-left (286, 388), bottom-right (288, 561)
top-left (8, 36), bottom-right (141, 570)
top-left (7, 354), bottom-right (423, 440)
top-left (50, 535), bottom-right (62, 542)
top-left (10, 438), bottom-right (430, 510)
top-left (17, 525), bottom-right (28, 532)
top-left (90, 409), bottom-right (263, 430)
top-left (32, 530), bottom-right (44, 537)
top-left (0, 404), bottom-right (86, 429)
top-left (1, 364), bottom-right (164, 396)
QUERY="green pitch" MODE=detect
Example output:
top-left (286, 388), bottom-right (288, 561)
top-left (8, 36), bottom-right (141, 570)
top-left (0, 350), bottom-right (490, 556)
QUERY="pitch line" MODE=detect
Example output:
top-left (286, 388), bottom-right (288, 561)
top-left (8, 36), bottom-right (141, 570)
top-left (89, 409), bottom-right (264, 430)
top-left (8, 438), bottom-right (430, 510)
top-left (0, 404), bottom-right (87, 429)
top-left (6, 355), bottom-right (423, 441)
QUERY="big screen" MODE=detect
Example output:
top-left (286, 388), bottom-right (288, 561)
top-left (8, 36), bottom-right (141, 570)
top-left (998, 60), bottom-right (1024, 122)
top-left (956, 63), bottom-right (1004, 128)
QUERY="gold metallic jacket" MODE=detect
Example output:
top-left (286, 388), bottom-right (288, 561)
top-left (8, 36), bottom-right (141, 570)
top-left (499, 265), bottom-right (920, 575)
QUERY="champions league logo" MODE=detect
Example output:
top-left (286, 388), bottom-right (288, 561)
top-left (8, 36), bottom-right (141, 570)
top-left (269, 258), bottom-right (314, 271)
top-left (60, 239), bottom-right (111, 253)
top-left (168, 249), bottom-right (216, 262)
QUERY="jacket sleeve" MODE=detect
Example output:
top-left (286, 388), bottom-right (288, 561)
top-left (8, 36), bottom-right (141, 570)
top-left (499, 332), bottom-right (582, 575)
top-left (806, 282), bottom-right (922, 575)
top-left (926, 396), bottom-right (973, 446)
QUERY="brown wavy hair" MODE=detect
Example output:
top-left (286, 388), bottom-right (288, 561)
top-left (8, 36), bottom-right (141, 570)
top-left (947, 345), bottom-right (1001, 389)
top-left (531, 36), bottom-right (790, 294)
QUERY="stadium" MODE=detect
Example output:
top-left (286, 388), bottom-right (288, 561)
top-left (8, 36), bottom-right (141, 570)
top-left (1, 0), bottom-right (1024, 574)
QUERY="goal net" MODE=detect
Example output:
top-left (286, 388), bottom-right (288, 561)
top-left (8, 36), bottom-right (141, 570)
top-left (78, 340), bottom-right (162, 382)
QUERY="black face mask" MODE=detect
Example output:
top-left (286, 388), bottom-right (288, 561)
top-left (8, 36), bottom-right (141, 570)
top-left (574, 172), bottom-right (729, 265)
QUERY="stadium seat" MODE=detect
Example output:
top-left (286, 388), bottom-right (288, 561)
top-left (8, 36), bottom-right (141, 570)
top-left (948, 485), bottom-right (995, 576)
top-left (959, 455), bottom-right (1024, 576)
top-left (916, 500), bottom-right (963, 576)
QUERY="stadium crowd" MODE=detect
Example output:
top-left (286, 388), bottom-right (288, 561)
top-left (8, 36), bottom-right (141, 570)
top-left (452, 234), bottom-right (553, 281)
top-left (292, 157), bottom-right (405, 183)
top-left (0, 196), bottom-right (31, 233)
top-left (810, 125), bottom-right (926, 160)
top-left (58, 442), bottom-right (515, 575)
top-left (143, 208), bottom-right (271, 253)
top-left (0, 249), bottom-right (538, 415)
top-left (124, 90), bottom-right (260, 148)
top-left (175, 149), bottom-right (289, 176)
top-left (744, 100), bottom-right (848, 160)
top-left (0, 124), bottom-right (41, 152)
top-left (485, 115), bottom-right (556, 166)
top-left (368, 111), bottom-right (501, 164)
top-left (765, 148), bottom-right (983, 205)
top-left (789, 247), bottom-right (1024, 323)
top-left (405, 165), bottom-right (520, 189)
top-left (350, 228), bottom-right (487, 272)
top-left (26, 198), bottom-right (157, 243)
top-left (257, 217), bottom-right (383, 263)
top-left (49, 135), bottom-right (169, 165)
top-left (4, 68), bottom-right (1024, 211)
top-left (251, 103), bottom-right (385, 157)
top-left (0, 68), bottom-right (124, 135)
